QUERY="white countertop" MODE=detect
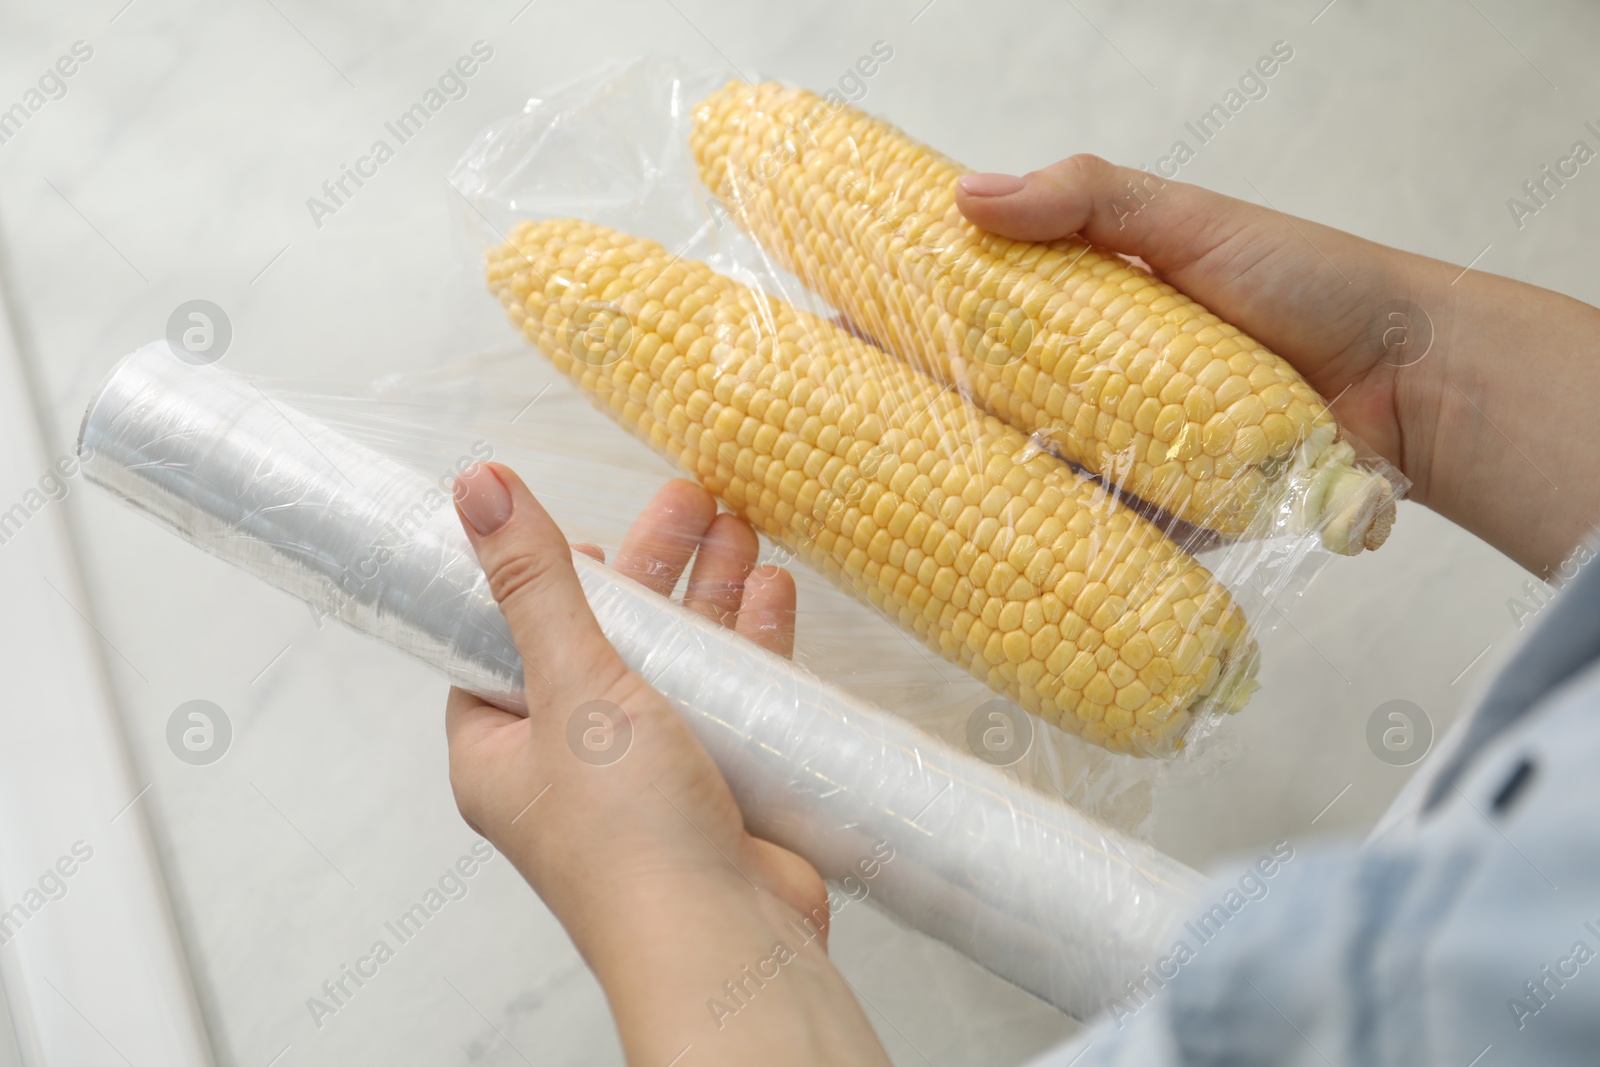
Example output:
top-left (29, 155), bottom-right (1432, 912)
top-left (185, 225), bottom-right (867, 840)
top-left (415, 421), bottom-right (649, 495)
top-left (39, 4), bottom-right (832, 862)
top-left (1, 1), bottom-right (1591, 1063)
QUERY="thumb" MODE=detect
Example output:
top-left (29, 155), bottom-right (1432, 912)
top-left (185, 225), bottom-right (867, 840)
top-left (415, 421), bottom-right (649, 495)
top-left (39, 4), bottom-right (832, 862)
top-left (954, 153), bottom-right (1260, 276)
top-left (454, 462), bottom-right (627, 706)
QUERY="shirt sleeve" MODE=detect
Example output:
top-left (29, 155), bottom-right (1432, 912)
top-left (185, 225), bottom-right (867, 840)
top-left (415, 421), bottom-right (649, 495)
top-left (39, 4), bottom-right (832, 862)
top-left (1023, 655), bottom-right (1600, 1067)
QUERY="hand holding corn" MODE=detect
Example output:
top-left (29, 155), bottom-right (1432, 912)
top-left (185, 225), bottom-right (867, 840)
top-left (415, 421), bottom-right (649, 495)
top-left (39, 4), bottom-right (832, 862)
top-left (482, 84), bottom-right (1600, 759)
top-left (946, 155), bottom-right (1600, 581)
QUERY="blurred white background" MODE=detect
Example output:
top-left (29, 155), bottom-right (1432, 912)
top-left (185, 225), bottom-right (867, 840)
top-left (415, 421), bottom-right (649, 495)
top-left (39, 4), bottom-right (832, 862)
top-left (0, 0), bottom-right (1591, 1064)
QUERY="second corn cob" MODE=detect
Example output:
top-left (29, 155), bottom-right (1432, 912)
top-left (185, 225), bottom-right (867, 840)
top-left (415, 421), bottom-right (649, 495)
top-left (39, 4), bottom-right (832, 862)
top-left (691, 82), bottom-right (1396, 554)
top-left (487, 217), bottom-right (1258, 755)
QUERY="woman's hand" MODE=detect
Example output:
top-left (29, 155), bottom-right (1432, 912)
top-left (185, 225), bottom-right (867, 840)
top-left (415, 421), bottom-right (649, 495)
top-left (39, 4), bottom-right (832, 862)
top-left (957, 157), bottom-right (1600, 575)
top-left (445, 466), bottom-right (890, 1067)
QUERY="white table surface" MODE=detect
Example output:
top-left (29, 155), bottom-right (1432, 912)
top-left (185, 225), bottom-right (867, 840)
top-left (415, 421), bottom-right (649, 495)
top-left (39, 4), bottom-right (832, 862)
top-left (1, 0), bottom-right (1590, 1063)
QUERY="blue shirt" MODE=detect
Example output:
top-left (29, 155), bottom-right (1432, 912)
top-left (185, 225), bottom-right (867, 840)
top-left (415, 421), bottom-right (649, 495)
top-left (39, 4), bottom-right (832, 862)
top-left (1030, 544), bottom-right (1600, 1066)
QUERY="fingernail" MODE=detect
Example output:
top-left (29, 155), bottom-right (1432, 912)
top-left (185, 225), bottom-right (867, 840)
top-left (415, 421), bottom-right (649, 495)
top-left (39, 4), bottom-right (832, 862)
top-left (959, 172), bottom-right (1026, 197)
top-left (456, 463), bottom-right (513, 536)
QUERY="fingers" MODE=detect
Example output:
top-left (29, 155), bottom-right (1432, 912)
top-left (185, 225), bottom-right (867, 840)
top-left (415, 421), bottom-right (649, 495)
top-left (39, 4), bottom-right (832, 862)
top-left (615, 478), bottom-right (797, 654)
top-left (955, 154), bottom-right (1262, 275)
top-left (454, 463), bottom-right (625, 704)
top-left (683, 514), bottom-right (758, 626)
top-left (736, 565), bottom-right (796, 658)
top-left (613, 479), bottom-right (718, 596)
top-left (572, 543), bottom-right (605, 562)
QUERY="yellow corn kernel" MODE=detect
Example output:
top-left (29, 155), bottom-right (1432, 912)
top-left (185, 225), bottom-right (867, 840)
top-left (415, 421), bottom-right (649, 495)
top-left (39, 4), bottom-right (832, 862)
top-left (692, 82), bottom-right (1396, 554)
top-left (487, 217), bottom-right (1258, 756)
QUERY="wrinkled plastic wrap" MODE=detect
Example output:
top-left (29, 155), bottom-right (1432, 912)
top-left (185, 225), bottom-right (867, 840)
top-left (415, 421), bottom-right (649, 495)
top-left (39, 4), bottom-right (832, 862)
top-left (80, 342), bottom-right (1209, 1021)
top-left (446, 58), bottom-right (1406, 759)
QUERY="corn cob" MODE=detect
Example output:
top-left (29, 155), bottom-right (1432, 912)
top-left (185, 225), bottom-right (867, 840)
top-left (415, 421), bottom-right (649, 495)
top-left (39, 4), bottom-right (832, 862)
top-left (690, 82), bottom-right (1395, 554)
top-left (487, 217), bottom-right (1258, 755)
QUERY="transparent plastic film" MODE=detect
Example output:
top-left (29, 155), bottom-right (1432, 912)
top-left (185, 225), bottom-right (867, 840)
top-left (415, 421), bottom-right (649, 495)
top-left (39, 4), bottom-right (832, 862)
top-left (78, 342), bottom-right (1209, 1022)
top-left (448, 59), bottom-right (1408, 761)
top-left (78, 343), bottom-right (526, 707)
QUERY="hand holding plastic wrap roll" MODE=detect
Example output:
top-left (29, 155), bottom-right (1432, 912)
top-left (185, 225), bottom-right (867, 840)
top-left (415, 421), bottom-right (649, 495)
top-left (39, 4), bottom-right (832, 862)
top-left (79, 60), bottom-right (1404, 1026)
top-left (81, 342), bottom-right (1208, 1022)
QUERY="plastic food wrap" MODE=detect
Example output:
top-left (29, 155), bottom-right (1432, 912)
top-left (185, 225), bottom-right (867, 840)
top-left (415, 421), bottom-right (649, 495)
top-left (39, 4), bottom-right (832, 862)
top-left (80, 342), bottom-right (1209, 1021)
top-left (449, 59), bottom-right (1406, 758)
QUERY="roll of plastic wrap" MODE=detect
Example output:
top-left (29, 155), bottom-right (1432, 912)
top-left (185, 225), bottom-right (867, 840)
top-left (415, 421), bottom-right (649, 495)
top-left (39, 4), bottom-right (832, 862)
top-left (80, 342), bottom-right (1210, 1020)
